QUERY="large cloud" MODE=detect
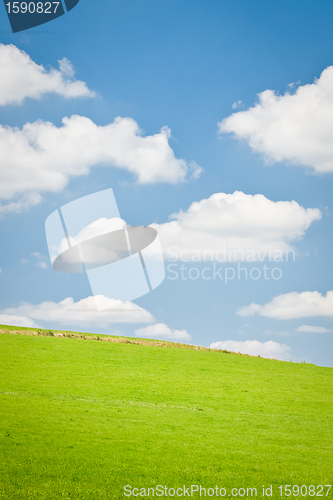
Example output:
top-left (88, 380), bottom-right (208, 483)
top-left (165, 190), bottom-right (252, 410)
top-left (0, 295), bottom-right (154, 328)
top-left (219, 66), bottom-right (333, 174)
top-left (152, 191), bottom-right (321, 261)
top-left (0, 44), bottom-right (95, 105)
top-left (135, 323), bottom-right (191, 341)
top-left (238, 291), bottom-right (333, 320)
top-left (210, 339), bottom-right (291, 360)
top-left (0, 115), bottom-right (200, 213)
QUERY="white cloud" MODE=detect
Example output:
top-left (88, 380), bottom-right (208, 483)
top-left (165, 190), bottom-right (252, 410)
top-left (30, 252), bottom-right (48, 269)
top-left (219, 66), bottom-right (333, 174)
top-left (0, 193), bottom-right (42, 215)
top-left (0, 314), bottom-right (39, 328)
top-left (210, 339), bottom-right (291, 360)
top-left (0, 268), bottom-right (2, 273)
top-left (135, 323), bottom-right (191, 341)
top-left (238, 291), bottom-right (333, 320)
top-left (0, 115), bottom-right (197, 213)
top-left (0, 295), bottom-right (154, 328)
top-left (152, 191), bottom-right (321, 261)
top-left (232, 100), bottom-right (242, 109)
top-left (0, 44), bottom-right (95, 105)
top-left (296, 325), bottom-right (332, 333)
top-left (37, 261), bottom-right (48, 269)
top-left (20, 258), bottom-right (28, 264)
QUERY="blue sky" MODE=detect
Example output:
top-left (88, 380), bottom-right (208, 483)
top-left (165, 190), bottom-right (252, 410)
top-left (0, 0), bottom-right (333, 366)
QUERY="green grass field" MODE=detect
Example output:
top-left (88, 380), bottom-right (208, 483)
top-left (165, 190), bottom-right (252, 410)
top-left (0, 326), bottom-right (332, 499)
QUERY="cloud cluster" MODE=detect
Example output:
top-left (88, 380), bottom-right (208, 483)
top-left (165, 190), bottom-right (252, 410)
top-left (210, 339), bottom-right (291, 360)
top-left (219, 66), bottom-right (333, 174)
top-left (0, 295), bottom-right (155, 328)
top-left (0, 115), bottom-right (198, 213)
top-left (135, 323), bottom-right (191, 341)
top-left (238, 291), bottom-right (333, 320)
top-left (0, 44), bottom-right (200, 213)
top-left (152, 191), bottom-right (321, 261)
top-left (0, 44), bottom-right (95, 105)
top-left (0, 298), bottom-right (190, 341)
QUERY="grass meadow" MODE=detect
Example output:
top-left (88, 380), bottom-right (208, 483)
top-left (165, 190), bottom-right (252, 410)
top-left (0, 326), bottom-right (332, 499)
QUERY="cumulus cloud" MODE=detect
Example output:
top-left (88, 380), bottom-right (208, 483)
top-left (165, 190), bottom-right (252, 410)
top-left (152, 191), bottom-right (321, 261)
top-left (0, 295), bottom-right (154, 328)
top-left (238, 291), bottom-right (333, 320)
top-left (210, 339), bottom-right (291, 360)
top-left (135, 323), bottom-right (191, 341)
top-left (219, 66), bottom-right (333, 174)
top-left (0, 44), bottom-right (95, 105)
top-left (0, 314), bottom-right (39, 328)
top-left (296, 325), bottom-right (332, 333)
top-left (0, 115), bottom-right (197, 213)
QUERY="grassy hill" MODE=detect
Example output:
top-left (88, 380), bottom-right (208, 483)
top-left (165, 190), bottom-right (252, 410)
top-left (0, 326), bottom-right (333, 499)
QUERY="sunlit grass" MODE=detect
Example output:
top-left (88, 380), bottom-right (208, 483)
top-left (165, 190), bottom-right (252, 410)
top-left (0, 328), bottom-right (332, 499)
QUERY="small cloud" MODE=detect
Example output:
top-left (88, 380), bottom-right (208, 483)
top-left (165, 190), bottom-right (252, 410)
top-left (189, 161), bottom-right (203, 180)
top-left (20, 258), bottom-right (28, 264)
top-left (0, 313), bottom-right (39, 328)
top-left (296, 325), bottom-right (332, 333)
top-left (232, 100), bottom-right (242, 109)
top-left (32, 252), bottom-right (48, 268)
top-left (58, 57), bottom-right (75, 78)
top-left (37, 261), bottom-right (48, 269)
top-left (237, 303), bottom-right (261, 316)
top-left (135, 323), bottom-right (191, 341)
top-left (237, 291), bottom-right (333, 319)
top-left (287, 80), bottom-right (300, 89)
top-left (0, 268), bottom-right (2, 273)
top-left (210, 339), bottom-right (291, 361)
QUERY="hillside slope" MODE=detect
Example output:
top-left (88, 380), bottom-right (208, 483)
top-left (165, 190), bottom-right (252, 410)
top-left (0, 327), bottom-right (332, 499)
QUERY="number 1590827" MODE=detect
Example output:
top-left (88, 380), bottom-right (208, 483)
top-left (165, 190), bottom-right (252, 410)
top-left (5, 2), bottom-right (60, 14)
top-left (278, 485), bottom-right (331, 497)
